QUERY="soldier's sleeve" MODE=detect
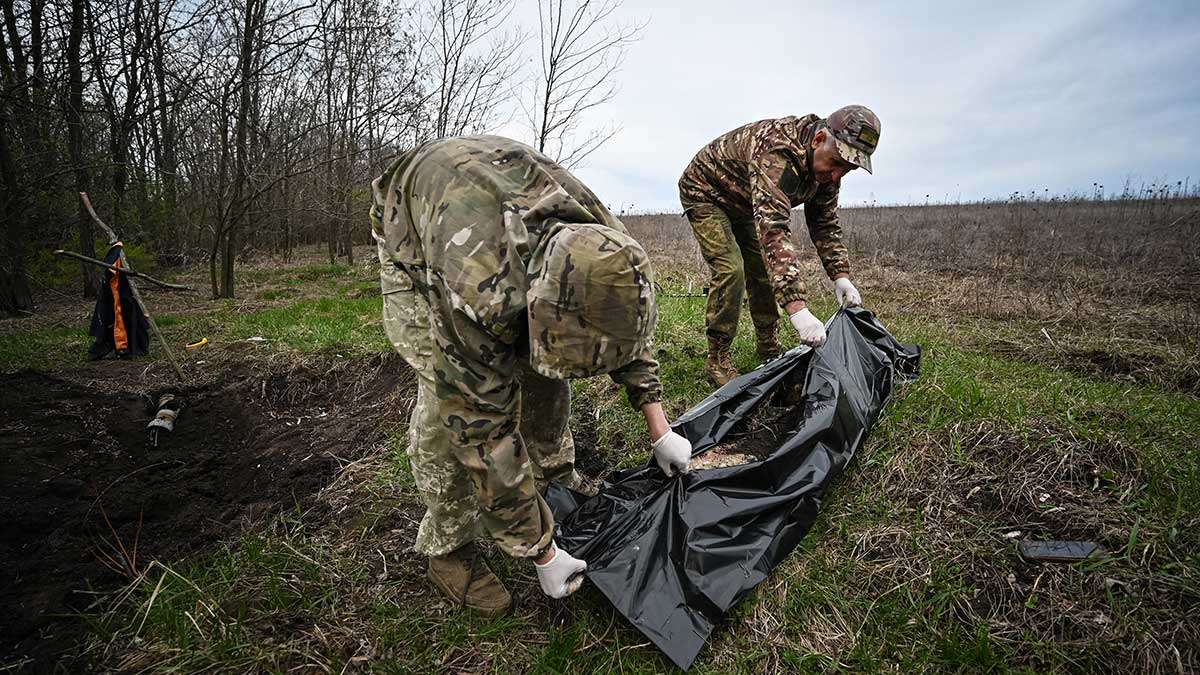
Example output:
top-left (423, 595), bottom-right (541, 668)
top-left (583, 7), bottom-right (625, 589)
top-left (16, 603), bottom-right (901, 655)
top-left (804, 182), bottom-right (850, 279)
top-left (749, 149), bottom-right (808, 307)
top-left (369, 158), bottom-right (402, 244)
top-left (608, 347), bottom-right (663, 409)
top-left (428, 286), bottom-right (554, 559)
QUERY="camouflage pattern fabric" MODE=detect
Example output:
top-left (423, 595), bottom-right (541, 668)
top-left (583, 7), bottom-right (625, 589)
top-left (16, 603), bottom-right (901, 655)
top-left (684, 203), bottom-right (780, 343)
top-left (377, 252), bottom-right (579, 556)
top-left (527, 223), bottom-right (657, 380)
top-left (678, 114), bottom-right (850, 309)
top-left (370, 135), bottom-right (662, 559)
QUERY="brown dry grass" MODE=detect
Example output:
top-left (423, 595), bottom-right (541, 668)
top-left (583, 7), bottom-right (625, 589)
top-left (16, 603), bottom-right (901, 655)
top-left (625, 196), bottom-right (1200, 394)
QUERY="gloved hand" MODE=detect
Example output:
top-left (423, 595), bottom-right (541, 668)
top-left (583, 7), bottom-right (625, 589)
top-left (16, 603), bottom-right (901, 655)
top-left (534, 543), bottom-right (587, 599)
top-left (834, 277), bottom-right (862, 308)
top-left (651, 430), bottom-right (692, 476)
top-left (789, 307), bottom-right (827, 348)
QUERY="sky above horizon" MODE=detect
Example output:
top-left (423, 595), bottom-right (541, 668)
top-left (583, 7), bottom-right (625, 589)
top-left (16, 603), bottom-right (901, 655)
top-left (499, 0), bottom-right (1200, 212)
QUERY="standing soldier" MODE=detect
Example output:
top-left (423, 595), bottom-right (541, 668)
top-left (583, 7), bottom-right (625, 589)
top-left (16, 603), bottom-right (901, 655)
top-left (678, 105), bottom-right (879, 385)
top-left (370, 135), bottom-right (693, 617)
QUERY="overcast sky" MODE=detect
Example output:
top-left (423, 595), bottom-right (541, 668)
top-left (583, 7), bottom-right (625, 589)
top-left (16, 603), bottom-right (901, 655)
top-left (505, 0), bottom-right (1200, 211)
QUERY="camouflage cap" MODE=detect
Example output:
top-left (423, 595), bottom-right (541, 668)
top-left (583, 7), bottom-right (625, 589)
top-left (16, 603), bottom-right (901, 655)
top-left (827, 105), bottom-right (880, 174)
top-left (527, 224), bottom-right (657, 380)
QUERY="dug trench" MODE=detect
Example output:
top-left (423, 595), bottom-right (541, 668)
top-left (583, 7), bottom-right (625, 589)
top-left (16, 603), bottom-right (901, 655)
top-left (0, 350), bottom-right (414, 670)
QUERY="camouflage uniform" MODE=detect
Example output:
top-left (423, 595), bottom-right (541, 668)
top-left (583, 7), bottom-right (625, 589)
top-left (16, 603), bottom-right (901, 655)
top-left (678, 114), bottom-right (850, 343)
top-left (370, 135), bottom-right (662, 559)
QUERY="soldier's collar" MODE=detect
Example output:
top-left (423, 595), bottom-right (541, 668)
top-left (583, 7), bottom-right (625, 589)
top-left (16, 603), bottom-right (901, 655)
top-left (803, 121), bottom-right (820, 174)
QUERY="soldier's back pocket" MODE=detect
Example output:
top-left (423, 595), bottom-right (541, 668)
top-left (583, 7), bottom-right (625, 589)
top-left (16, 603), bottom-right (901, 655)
top-left (381, 266), bottom-right (434, 370)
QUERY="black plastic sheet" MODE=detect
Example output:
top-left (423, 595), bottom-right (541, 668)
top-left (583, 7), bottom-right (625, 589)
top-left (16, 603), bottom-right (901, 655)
top-left (546, 308), bottom-right (921, 670)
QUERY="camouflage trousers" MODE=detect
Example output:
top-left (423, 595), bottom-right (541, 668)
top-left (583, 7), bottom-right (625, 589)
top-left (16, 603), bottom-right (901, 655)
top-left (682, 201), bottom-right (780, 343)
top-left (379, 256), bottom-right (578, 558)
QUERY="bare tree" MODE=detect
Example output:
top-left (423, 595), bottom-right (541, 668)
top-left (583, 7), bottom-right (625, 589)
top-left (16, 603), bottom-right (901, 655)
top-left (66, 0), bottom-right (100, 298)
top-left (418, 0), bottom-right (520, 139)
top-left (86, 0), bottom-right (154, 230)
top-left (0, 0), bottom-right (525, 310)
top-left (525, 0), bottom-right (641, 166)
top-left (216, 0), bottom-right (266, 298)
top-left (0, 0), bottom-right (41, 313)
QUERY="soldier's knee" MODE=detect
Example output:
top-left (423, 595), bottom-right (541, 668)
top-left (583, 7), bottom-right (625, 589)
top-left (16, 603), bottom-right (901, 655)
top-left (713, 252), bottom-right (745, 286)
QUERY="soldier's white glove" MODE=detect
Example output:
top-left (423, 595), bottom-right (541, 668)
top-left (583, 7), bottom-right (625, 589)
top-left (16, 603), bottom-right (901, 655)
top-left (789, 308), bottom-right (827, 348)
top-left (535, 543), bottom-right (587, 599)
top-left (834, 278), bottom-right (862, 308)
top-left (652, 430), bottom-right (692, 476)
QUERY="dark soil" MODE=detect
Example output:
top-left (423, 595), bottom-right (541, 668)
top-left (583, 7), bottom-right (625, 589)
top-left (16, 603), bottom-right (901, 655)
top-left (693, 399), bottom-right (805, 469)
top-left (0, 352), bottom-right (413, 672)
top-left (728, 405), bottom-right (804, 458)
top-left (567, 389), bottom-right (609, 479)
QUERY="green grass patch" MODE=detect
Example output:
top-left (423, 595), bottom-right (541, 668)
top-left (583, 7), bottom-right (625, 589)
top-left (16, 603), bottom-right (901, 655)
top-left (377, 425), bottom-right (417, 492)
top-left (223, 295), bottom-right (387, 354)
top-left (881, 331), bottom-right (1200, 524)
top-left (295, 263), bottom-right (353, 281)
top-left (256, 287), bottom-right (299, 301)
top-left (0, 325), bottom-right (90, 371)
top-left (1, 291), bottom-right (387, 371)
top-left (88, 528), bottom-right (332, 671)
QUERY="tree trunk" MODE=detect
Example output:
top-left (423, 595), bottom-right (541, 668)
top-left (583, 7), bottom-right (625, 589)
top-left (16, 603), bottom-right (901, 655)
top-left (211, 82), bottom-right (232, 298)
top-left (220, 0), bottom-right (261, 298)
top-left (0, 11), bottom-right (31, 315)
top-left (151, 0), bottom-right (177, 257)
top-left (67, 0), bottom-right (99, 298)
top-left (281, 172), bottom-right (292, 263)
top-left (1, 0), bottom-right (27, 79)
top-left (0, 115), bottom-right (32, 315)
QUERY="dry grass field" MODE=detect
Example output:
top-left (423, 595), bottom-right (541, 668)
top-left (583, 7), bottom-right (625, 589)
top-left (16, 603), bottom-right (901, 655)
top-left (629, 196), bottom-right (1200, 394)
top-left (1, 196), bottom-right (1198, 674)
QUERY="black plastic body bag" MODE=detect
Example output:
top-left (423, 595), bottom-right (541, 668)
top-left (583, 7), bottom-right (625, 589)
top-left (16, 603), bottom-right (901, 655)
top-left (546, 308), bottom-right (921, 670)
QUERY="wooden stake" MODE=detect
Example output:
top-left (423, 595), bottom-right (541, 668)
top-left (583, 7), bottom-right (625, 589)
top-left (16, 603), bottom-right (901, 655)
top-left (80, 192), bottom-right (186, 383)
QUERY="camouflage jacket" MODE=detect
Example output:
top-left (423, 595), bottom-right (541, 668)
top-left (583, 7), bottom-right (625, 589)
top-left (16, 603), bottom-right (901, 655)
top-left (369, 135), bottom-right (662, 476)
top-left (678, 114), bottom-right (850, 306)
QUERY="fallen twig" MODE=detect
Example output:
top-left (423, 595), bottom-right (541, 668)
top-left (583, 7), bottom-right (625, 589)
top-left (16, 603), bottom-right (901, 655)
top-left (94, 503), bottom-right (142, 579)
top-left (52, 249), bottom-right (195, 292)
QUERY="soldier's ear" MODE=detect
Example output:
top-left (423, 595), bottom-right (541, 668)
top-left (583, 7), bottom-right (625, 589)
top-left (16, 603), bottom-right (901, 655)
top-left (811, 129), bottom-right (826, 148)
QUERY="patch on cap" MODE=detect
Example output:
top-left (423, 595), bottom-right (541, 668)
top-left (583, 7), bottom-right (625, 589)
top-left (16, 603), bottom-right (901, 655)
top-left (856, 125), bottom-right (879, 151)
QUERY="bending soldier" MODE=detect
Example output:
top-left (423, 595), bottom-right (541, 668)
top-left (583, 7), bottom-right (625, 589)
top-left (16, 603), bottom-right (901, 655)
top-left (678, 105), bottom-right (880, 385)
top-left (370, 135), bottom-right (693, 616)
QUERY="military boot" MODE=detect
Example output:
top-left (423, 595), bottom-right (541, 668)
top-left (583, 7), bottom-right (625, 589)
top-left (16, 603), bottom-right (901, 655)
top-left (427, 542), bottom-right (512, 618)
top-left (755, 324), bottom-right (781, 362)
top-left (704, 337), bottom-right (739, 386)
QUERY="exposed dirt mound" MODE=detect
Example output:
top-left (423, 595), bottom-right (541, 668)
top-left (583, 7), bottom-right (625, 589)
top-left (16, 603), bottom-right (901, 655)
top-left (0, 353), bottom-right (413, 671)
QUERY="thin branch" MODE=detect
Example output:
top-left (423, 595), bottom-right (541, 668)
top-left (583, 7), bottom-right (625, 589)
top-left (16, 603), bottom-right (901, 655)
top-left (53, 250), bottom-right (196, 292)
top-left (80, 191), bottom-right (119, 243)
